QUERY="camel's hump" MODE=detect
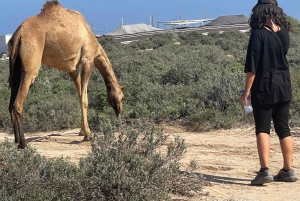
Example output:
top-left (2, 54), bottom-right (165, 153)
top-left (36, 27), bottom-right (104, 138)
top-left (40, 0), bottom-right (63, 13)
top-left (39, 0), bottom-right (83, 19)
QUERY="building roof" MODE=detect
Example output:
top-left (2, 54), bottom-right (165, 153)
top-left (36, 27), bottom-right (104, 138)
top-left (106, 23), bottom-right (162, 36)
top-left (157, 19), bottom-right (215, 28)
top-left (206, 15), bottom-right (249, 26)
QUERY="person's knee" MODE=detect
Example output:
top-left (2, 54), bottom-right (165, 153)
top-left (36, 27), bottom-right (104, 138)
top-left (276, 128), bottom-right (291, 139)
top-left (256, 130), bottom-right (270, 136)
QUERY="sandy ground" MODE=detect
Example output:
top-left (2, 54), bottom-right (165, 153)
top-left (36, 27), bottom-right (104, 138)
top-left (1, 126), bottom-right (299, 201)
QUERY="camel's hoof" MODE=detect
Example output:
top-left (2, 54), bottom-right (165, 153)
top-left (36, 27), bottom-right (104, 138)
top-left (83, 136), bottom-right (91, 141)
top-left (18, 144), bottom-right (26, 149)
top-left (78, 132), bottom-right (85, 136)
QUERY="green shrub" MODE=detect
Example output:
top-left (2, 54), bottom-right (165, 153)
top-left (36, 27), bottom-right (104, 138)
top-left (0, 87), bottom-right (10, 130)
top-left (98, 35), bottom-right (123, 53)
top-left (0, 60), bottom-right (11, 131)
top-left (149, 33), bottom-right (175, 49)
top-left (130, 39), bottom-right (153, 50)
top-left (0, 139), bottom-right (82, 201)
top-left (0, 120), bottom-right (203, 201)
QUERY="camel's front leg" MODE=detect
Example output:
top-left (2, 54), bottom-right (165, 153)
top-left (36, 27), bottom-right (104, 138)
top-left (69, 68), bottom-right (84, 136)
top-left (79, 58), bottom-right (93, 140)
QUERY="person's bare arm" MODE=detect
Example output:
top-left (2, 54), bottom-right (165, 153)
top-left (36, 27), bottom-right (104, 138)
top-left (240, 72), bottom-right (255, 105)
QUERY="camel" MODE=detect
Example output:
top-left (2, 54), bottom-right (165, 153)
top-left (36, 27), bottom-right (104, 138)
top-left (8, 0), bottom-right (124, 148)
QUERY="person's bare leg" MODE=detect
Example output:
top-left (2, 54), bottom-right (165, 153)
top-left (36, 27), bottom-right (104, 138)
top-left (257, 133), bottom-right (271, 168)
top-left (251, 132), bottom-right (273, 185)
top-left (279, 136), bottom-right (293, 170)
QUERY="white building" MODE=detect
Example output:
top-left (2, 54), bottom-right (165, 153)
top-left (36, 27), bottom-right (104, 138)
top-left (0, 34), bottom-right (12, 55)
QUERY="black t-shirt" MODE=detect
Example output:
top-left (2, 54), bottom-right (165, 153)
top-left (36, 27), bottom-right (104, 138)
top-left (244, 27), bottom-right (292, 106)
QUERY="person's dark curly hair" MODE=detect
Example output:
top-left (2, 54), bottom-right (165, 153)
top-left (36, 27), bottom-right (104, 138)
top-left (249, 3), bottom-right (291, 31)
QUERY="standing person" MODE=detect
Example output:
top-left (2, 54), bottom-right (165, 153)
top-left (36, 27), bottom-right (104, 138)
top-left (240, 0), bottom-right (298, 185)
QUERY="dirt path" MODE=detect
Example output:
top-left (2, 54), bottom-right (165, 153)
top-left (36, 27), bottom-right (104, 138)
top-left (1, 126), bottom-right (299, 201)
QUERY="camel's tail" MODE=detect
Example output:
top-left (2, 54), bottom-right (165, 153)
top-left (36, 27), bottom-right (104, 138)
top-left (8, 27), bottom-right (22, 88)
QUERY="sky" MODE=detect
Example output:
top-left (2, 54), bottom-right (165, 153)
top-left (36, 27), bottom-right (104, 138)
top-left (1, 0), bottom-right (299, 36)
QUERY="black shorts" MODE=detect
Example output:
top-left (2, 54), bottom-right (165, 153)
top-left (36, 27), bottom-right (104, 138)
top-left (253, 101), bottom-right (291, 139)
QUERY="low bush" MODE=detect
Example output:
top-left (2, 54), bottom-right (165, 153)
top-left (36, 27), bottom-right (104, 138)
top-left (0, 120), bottom-right (203, 200)
top-left (0, 139), bottom-right (82, 201)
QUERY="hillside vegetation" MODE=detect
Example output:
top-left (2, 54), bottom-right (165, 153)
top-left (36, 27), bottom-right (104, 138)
top-left (0, 18), bottom-right (299, 200)
top-left (1, 19), bottom-right (299, 132)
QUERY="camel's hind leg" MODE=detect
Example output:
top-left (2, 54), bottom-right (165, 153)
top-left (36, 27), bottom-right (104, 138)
top-left (9, 60), bottom-right (22, 144)
top-left (9, 70), bottom-right (38, 148)
top-left (9, 44), bottom-right (42, 148)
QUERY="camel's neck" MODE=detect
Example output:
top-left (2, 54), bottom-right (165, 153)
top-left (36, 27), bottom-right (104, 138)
top-left (102, 70), bottom-right (120, 91)
top-left (95, 47), bottom-right (121, 90)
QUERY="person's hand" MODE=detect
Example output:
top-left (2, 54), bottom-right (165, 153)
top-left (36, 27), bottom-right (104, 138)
top-left (240, 90), bottom-right (250, 106)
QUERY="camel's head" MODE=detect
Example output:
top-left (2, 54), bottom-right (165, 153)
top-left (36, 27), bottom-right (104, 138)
top-left (107, 85), bottom-right (125, 117)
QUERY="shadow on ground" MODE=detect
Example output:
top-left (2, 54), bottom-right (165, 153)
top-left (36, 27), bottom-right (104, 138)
top-left (203, 173), bottom-right (251, 186)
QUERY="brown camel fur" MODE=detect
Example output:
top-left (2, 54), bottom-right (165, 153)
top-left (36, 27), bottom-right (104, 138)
top-left (8, 0), bottom-right (124, 148)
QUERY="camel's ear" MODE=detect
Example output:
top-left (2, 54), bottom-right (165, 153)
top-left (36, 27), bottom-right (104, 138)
top-left (120, 85), bottom-right (126, 90)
